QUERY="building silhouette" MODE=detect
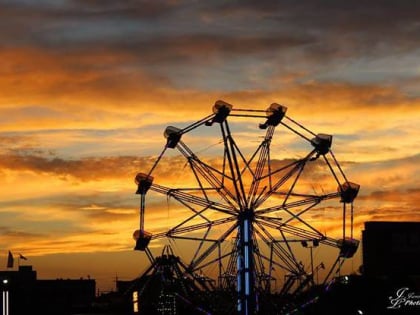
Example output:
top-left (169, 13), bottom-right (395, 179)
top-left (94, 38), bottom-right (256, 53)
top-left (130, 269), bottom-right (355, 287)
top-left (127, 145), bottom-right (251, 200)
top-left (362, 221), bottom-right (420, 278)
top-left (2, 222), bottom-right (419, 315)
top-left (0, 265), bottom-right (96, 314)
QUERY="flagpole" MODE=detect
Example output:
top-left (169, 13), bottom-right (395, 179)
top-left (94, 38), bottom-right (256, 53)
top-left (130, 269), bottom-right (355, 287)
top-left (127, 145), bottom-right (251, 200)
top-left (17, 253), bottom-right (28, 268)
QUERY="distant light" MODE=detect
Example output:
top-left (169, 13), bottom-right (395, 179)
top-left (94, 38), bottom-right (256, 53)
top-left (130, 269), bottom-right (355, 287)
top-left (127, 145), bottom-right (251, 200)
top-left (133, 290), bottom-right (139, 313)
top-left (341, 275), bottom-right (350, 284)
top-left (357, 310), bottom-right (364, 315)
top-left (2, 279), bottom-right (8, 284)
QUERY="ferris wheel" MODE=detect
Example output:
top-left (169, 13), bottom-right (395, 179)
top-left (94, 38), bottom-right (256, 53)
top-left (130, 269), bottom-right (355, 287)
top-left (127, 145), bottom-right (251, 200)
top-left (133, 101), bottom-right (360, 315)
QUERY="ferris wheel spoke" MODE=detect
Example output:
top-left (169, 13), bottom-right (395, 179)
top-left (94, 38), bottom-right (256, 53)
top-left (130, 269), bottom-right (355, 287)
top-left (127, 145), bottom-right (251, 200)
top-left (281, 158), bottom-right (308, 206)
top-left (190, 249), bottom-right (235, 273)
top-left (253, 221), bottom-right (299, 272)
top-left (190, 224), bottom-right (214, 266)
top-left (255, 215), bottom-right (283, 223)
top-left (253, 248), bottom-right (294, 274)
top-left (177, 113), bottom-right (216, 134)
top-left (323, 153), bottom-right (344, 187)
top-left (277, 227), bottom-right (302, 272)
top-left (280, 224), bottom-right (324, 241)
top-left (247, 126), bottom-right (275, 207)
top-left (189, 221), bottom-right (239, 271)
top-left (274, 222), bottom-right (339, 247)
top-left (281, 224), bottom-right (340, 248)
top-left (176, 141), bottom-right (239, 208)
top-left (255, 220), bottom-right (300, 271)
top-left (255, 157), bottom-right (309, 208)
top-left (256, 191), bottom-right (340, 215)
top-left (165, 203), bottom-right (212, 235)
top-left (220, 121), bottom-right (248, 209)
top-left (160, 215), bottom-right (238, 239)
top-left (229, 131), bottom-right (259, 181)
top-left (282, 201), bottom-right (323, 225)
top-left (257, 194), bottom-right (338, 237)
top-left (259, 156), bottom-right (303, 180)
top-left (260, 219), bottom-right (311, 241)
top-left (150, 183), bottom-right (237, 215)
top-left (179, 143), bottom-right (232, 180)
top-left (329, 150), bottom-right (349, 183)
top-left (257, 221), bottom-right (299, 270)
top-left (323, 152), bottom-right (360, 201)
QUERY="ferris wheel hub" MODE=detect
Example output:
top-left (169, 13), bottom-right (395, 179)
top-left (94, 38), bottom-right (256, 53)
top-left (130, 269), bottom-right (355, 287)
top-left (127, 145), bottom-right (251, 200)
top-left (238, 209), bottom-right (256, 221)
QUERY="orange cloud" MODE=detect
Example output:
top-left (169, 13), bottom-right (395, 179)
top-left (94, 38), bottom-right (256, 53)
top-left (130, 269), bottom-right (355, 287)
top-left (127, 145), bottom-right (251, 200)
top-left (1, 45), bottom-right (419, 134)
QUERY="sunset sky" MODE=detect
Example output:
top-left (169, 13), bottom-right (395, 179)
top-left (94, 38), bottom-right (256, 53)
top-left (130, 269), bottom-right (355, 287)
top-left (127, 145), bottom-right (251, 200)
top-left (1, 0), bottom-right (419, 292)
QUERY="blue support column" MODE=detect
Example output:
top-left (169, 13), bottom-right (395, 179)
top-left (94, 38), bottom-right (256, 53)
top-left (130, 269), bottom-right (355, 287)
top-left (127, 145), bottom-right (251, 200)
top-left (237, 211), bottom-right (255, 315)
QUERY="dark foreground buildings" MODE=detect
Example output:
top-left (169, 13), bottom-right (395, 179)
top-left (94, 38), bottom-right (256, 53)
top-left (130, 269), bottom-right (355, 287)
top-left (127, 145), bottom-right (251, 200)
top-left (107, 222), bottom-right (420, 315)
top-left (304, 221), bottom-right (420, 315)
top-left (362, 221), bottom-right (420, 278)
top-left (1, 221), bottom-right (419, 315)
top-left (0, 265), bottom-right (95, 314)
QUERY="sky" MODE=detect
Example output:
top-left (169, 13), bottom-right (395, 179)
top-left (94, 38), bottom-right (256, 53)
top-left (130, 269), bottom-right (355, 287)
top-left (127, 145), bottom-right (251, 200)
top-left (0, 0), bottom-right (419, 292)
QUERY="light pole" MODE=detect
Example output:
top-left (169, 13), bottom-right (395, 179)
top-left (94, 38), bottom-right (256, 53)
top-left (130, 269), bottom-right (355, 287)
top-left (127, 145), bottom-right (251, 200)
top-left (314, 262), bottom-right (325, 285)
top-left (2, 279), bottom-right (9, 315)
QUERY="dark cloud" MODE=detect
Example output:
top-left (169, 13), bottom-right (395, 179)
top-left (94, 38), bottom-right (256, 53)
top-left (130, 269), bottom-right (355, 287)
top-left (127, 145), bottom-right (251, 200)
top-left (360, 188), bottom-right (420, 205)
top-left (3, 0), bottom-right (418, 63)
top-left (0, 135), bottom-right (35, 148)
top-left (0, 1), bottom-right (178, 51)
top-left (0, 147), bottom-right (196, 183)
top-left (358, 153), bottom-right (420, 172)
top-left (84, 209), bottom-right (136, 222)
top-left (0, 226), bottom-right (44, 239)
top-left (0, 0), bottom-right (178, 23)
top-left (368, 211), bottom-right (420, 222)
top-left (1, 0), bottom-right (419, 96)
top-left (69, 0), bottom-right (180, 19)
top-left (108, 33), bottom-right (313, 65)
top-left (208, 0), bottom-right (420, 51)
top-left (0, 152), bottom-right (141, 181)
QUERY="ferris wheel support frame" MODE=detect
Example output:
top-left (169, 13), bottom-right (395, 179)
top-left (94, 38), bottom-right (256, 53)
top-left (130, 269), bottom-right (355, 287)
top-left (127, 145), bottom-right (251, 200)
top-left (133, 101), bottom-right (360, 315)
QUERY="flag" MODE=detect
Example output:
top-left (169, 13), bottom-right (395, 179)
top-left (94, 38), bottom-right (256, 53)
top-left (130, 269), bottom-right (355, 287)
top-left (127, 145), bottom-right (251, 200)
top-left (7, 251), bottom-right (14, 268)
top-left (19, 253), bottom-right (28, 260)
